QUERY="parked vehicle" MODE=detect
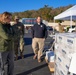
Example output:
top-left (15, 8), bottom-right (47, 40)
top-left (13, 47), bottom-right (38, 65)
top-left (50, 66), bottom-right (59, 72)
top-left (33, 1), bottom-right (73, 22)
top-left (47, 26), bottom-right (54, 35)
top-left (68, 26), bottom-right (76, 32)
top-left (47, 26), bottom-right (53, 31)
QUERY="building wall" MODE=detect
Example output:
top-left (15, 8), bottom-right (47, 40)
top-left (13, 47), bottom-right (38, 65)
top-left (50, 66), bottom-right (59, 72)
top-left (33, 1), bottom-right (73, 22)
top-left (48, 21), bottom-right (76, 31)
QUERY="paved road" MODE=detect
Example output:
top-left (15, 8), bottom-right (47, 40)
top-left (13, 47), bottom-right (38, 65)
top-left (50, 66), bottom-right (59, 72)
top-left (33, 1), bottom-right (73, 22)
top-left (14, 33), bottom-right (53, 75)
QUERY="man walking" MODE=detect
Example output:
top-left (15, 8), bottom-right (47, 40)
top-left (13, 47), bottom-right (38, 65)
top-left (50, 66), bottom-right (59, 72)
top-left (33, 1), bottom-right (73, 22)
top-left (13, 16), bottom-right (24, 60)
top-left (31, 16), bottom-right (48, 62)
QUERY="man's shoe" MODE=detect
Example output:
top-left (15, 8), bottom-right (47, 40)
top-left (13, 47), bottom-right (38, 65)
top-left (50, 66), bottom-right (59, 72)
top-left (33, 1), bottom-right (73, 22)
top-left (20, 52), bottom-right (24, 59)
top-left (15, 55), bottom-right (18, 60)
top-left (21, 55), bottom-right (24, 59)
top-left (38, 59), bottom-right (42, 63)
top-left (33, 55), bottom-right (37, 59)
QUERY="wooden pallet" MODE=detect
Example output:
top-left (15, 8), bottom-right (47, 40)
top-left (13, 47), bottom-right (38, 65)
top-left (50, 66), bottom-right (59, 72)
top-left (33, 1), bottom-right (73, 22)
top-left (48, 62), bottom-right (54, 73)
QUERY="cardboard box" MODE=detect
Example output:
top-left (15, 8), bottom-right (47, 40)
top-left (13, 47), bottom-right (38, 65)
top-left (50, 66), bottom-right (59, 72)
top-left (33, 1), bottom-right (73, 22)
top-left (45, 51), bottom-right (54, 62)
top-left (54, 33), bottom-right (76, 75)
top-left (48, 62), bottom-right (54, 72)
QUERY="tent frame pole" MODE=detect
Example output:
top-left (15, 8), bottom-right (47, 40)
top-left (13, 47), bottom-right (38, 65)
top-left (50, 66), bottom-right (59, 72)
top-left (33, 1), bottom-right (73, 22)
top-left (70, 15), bottom-right (72, 30)
top-left (53, 19), bottom-right (55, 34)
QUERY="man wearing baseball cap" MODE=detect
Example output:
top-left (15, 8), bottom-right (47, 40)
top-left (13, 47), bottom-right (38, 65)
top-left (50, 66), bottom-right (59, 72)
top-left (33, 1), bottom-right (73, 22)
top-left (13, 16), bottom-right (24, 60)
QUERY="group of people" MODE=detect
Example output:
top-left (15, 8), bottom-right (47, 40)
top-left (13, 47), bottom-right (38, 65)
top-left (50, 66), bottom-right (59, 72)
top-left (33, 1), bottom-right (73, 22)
top-left (0, 12), bottom-right (48, 75)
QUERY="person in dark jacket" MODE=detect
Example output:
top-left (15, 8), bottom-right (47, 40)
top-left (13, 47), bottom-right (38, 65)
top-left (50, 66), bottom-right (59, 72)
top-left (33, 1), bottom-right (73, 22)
top-left (13, 16), bottom-right (24, 60)
top-left (0, 12), bottom-right (14, 75)
top-left (31, 16), bottom-right (48, 62)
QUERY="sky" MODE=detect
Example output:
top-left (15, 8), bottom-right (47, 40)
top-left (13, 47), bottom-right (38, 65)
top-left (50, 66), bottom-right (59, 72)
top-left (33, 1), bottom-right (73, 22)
top-left (0, 0), bottom-right (76, 13)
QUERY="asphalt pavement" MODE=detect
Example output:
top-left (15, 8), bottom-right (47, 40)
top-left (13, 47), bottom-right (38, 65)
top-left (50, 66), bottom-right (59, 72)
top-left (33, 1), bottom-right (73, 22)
top-left (12, 33), bottom-right (53, 75)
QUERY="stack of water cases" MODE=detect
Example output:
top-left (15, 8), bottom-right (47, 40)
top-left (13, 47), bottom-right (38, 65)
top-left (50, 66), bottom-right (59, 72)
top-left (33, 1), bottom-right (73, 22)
top-left (45, 51), bottom-right (54, 72)
top-left (54, 33), bottom-right (76, 75)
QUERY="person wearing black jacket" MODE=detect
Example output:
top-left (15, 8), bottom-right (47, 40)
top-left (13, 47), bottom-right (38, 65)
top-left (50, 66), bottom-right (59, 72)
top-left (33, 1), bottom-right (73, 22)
top-left (31, 16), bottom-right (48, 62)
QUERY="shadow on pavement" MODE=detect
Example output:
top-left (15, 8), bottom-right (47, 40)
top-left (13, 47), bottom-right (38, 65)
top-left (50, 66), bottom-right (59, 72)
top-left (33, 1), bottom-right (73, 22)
top-left (24, 53), bottom-right (34, 58)
top-left (16, 63), bottom-right (48, 75)
top-left (24, 38), bottom-right (32, 45)
top-left (17, 53), bottom-right (34, 60)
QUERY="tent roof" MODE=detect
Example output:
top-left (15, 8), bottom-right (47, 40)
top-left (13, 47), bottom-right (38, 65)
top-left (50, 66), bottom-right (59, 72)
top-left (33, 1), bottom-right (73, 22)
top-left (54, 5), bottom-right (76, 20)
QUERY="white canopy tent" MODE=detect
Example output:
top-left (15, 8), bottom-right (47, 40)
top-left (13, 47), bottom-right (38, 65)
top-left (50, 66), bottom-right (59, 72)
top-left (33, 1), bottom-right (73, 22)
top-left (54, 5), bottom-right (76, 20)
top-left (54, 5), bottom-right (76, 28)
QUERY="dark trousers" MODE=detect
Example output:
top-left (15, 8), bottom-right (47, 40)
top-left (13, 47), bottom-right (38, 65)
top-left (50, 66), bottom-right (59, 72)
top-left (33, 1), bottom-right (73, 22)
top-left (0, 50), bottom-right (14, 75)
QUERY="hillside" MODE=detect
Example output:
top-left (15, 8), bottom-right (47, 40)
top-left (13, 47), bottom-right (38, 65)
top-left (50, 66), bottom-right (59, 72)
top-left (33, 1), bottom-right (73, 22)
top-left (12, 5), bottom-right (73, 22)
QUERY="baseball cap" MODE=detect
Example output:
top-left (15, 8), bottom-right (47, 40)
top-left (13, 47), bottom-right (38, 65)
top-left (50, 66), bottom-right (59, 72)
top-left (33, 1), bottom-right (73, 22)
top-left (14, 16), bottom-right (19, 20)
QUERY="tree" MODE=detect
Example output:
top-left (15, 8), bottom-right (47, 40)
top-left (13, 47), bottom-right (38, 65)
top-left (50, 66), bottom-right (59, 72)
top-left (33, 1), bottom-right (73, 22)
top-left (12, 5), bottom-right (73, 22)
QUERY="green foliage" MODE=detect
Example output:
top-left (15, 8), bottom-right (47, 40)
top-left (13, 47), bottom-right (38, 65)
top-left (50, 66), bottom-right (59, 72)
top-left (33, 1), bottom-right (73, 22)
top-left (12, 5), bottom-right (73, 22)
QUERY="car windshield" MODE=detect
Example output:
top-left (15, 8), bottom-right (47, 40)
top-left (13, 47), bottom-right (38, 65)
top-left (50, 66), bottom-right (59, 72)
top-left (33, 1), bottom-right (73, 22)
top-left (47, 26), bottom-right (53, 30)
top-left (72, 26), bottom-right (75, 28)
